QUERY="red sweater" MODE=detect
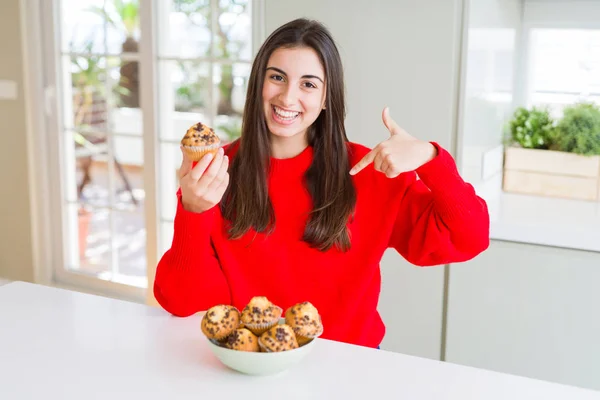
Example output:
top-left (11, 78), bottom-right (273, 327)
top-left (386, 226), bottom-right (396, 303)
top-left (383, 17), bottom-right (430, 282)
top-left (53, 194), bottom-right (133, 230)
top-left (154, 142), bottom-right (489, 348)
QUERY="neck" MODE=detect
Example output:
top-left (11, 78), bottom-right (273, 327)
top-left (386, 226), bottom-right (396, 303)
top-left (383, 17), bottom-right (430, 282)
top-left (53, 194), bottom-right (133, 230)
top-left (270, 132), bottom-right (309, 159)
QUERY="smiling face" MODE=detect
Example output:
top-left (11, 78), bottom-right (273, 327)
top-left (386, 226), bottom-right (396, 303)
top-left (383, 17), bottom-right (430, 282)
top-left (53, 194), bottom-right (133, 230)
top-left (262, 46), bottom-right (327, 147)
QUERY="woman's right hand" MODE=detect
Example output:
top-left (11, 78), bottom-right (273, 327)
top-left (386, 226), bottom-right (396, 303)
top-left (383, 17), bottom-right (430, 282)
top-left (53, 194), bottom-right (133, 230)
top-left (179, 147), bottom-right (230, 214)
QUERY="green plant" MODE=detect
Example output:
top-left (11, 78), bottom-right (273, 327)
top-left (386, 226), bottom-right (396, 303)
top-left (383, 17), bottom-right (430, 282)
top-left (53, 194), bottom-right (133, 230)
top-left (216, 118), bottom-right (242, 142)
top-left (88, 0), bottom-right (140, 108)
top-left (552, 102), bottom-right (600, 156)
top-left (507, 106), bottom-right (555, 149)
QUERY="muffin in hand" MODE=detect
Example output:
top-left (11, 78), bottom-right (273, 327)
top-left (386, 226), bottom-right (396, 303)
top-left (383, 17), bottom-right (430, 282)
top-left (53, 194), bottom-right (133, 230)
top-left (180, 122), bottom-right (221, 162)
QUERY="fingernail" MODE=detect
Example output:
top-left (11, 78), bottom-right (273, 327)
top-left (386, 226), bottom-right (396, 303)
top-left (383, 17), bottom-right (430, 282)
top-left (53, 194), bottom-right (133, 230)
top-left (219, 147), bottom-right (224, 155)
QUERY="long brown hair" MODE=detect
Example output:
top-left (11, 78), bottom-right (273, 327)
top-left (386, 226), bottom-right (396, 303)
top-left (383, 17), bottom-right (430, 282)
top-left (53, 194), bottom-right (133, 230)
top-left (221, 18), bottom-right (356, 252)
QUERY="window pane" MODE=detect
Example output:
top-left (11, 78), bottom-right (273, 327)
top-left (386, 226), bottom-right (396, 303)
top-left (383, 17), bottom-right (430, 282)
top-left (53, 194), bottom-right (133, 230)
top-left (67, 205), bottom-right (112, 275)
top-left (114, 209), bottom-right (146, 282)
top-left (71, 130), bottom-right (111, 208)
top-left (158, 61), bottom-right (211, 141)
top-left (214, 62), bottom-right (249, 142)
top-left (112, 136), bottom-right (144, 211)
top-left (214, 0), bottom-right (252, 61)
top-left (107, 57), bottom-right (141, 111)
top-left (61, 0), bottom-right (106, 53)
top-left (68, 55), bottom-right (108, 131)
top-left (159, 0), bottom-right (211, 58)
top-left (104, 0), bottom-right (141, 54)
top-left (530, 29), bottom-right (600, 116)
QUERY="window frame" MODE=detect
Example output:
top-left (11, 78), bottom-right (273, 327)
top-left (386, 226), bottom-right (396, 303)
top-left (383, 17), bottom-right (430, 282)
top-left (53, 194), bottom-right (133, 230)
top-left (23, 0), bottom-right (265, 302)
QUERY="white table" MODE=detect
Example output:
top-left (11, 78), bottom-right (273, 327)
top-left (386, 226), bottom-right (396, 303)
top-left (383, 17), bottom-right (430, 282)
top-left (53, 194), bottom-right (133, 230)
top-left (1, 282), bottom-right (598, 400)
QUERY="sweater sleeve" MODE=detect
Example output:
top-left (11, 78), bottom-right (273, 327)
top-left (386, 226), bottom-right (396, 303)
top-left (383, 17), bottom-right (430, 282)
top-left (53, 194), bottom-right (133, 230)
top-left (388, 142), bottom-right (490, 266)
top-left (153, 191), bottom-right (231, 316)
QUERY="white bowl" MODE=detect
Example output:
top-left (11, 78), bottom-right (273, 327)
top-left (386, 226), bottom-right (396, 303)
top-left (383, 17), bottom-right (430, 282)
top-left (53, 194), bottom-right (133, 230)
top-left (206, 337), bottom-right (316, 376)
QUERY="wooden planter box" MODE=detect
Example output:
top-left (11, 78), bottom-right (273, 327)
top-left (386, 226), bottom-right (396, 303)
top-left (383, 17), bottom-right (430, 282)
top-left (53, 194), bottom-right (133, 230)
top-left (503, 147), bottom-right (600, 201)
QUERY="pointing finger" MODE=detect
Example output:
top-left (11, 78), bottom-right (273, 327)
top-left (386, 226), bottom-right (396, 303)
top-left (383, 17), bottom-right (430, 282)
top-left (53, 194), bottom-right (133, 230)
top-left (349, 149), bottom-right (377, 175)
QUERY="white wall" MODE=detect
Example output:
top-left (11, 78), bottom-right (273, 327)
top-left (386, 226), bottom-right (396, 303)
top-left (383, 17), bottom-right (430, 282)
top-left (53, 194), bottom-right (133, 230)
top-left (458, 0), bottom-right (522, 185)
top-left (446, 241), bottom-right (600, 391)
top-left (265, 0), bottom-right (465, 359)
top-left (0, 0), bottom-right (35, 282)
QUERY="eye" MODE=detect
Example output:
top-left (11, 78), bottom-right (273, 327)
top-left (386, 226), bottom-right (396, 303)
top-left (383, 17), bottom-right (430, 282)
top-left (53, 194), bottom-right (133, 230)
top-left (270, 74), bottom-right (285, 82)
top-left (303, 81), bottom-right (317, 89)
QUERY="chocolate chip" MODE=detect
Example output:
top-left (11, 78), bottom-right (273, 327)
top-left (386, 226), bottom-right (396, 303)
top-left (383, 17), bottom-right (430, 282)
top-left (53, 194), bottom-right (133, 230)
top-left (275, 327), bottom-right (288, 342)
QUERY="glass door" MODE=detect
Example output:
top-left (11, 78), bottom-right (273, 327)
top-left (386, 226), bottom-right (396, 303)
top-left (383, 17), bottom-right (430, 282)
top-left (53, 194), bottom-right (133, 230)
top-left (40, 0), bottom-right (259, 301)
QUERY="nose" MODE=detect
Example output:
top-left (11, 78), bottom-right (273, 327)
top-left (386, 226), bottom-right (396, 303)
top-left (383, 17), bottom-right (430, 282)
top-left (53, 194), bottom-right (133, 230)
top-left (279, 84), bottom-right (299, 108)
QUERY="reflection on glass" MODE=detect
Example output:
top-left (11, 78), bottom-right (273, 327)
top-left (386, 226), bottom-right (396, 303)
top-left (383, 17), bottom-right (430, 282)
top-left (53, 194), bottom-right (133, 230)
top-left (214, 0), bottom-right (252, 60)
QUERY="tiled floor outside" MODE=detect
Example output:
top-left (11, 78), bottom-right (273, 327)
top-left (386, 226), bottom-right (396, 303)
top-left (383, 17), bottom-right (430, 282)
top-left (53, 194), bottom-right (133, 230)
top-left (77, 162), bottom-right (147, 284)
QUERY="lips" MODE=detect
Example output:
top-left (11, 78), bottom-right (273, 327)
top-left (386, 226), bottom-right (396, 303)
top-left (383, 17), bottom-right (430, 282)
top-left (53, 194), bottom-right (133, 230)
top-left (271, 105), bottom-right (301, 125)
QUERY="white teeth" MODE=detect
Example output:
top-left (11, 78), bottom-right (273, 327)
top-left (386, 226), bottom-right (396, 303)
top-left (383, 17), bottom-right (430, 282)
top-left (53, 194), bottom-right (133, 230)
top-left (274, 106), bottom-right (299, 119)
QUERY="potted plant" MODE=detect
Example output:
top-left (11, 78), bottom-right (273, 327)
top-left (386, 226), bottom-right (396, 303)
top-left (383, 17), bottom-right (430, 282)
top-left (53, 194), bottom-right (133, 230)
top-left (503, 103), bottom-right (600, 201)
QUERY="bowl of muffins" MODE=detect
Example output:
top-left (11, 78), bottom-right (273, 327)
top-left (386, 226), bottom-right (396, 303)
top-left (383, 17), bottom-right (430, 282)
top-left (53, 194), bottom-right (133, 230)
top-left (201, 296), bottom-right (324, 376)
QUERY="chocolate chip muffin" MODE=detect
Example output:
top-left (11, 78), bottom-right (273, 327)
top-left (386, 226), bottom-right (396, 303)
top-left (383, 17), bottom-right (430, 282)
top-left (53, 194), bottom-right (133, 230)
top-left (240, 296), bottom-right (283, 335)
top-left (223, 328), bottom-right (260, 352)
top-left (284, 301), bottom-right (324, 346)
top-left (201, 305), bottom-right (240, 341)
top-left (180, 122), bottom-right (221, 162)
top-left (258, 324), bottom-right (299, 352)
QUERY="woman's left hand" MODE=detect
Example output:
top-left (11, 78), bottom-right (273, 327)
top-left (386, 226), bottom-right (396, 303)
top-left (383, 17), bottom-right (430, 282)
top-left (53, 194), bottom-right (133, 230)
top-left (349, 107), bottom-right (438, 178)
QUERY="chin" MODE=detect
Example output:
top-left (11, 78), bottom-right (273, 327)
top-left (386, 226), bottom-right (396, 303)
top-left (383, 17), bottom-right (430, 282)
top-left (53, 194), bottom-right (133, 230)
top-left (269, 127), bottom-right (302, 138)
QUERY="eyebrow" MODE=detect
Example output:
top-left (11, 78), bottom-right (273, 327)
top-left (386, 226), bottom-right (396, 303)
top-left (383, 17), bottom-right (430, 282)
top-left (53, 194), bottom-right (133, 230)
top-left (266, 66), bottom-right (324, 84)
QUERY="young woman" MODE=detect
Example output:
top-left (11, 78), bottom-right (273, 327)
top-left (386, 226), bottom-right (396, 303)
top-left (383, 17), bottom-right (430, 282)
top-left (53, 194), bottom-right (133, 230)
top-left (154, 18), bottom-right (489, 349)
